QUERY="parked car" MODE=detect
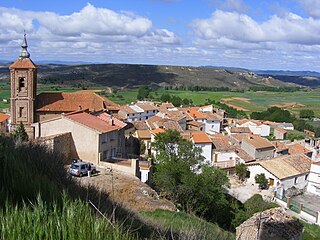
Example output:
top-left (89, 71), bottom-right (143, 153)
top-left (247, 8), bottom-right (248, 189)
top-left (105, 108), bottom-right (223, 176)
top-left (69, 162), bottom-right (96, 177)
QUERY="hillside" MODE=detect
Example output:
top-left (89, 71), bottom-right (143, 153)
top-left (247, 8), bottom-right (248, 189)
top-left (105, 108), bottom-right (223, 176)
top-left (0, 63), bottom-right (290, 88)
top-left (0, 135), bottom-right (233, 239)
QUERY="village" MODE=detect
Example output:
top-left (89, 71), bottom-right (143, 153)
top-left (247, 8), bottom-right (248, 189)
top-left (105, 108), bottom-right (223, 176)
top-left (1, 34), bottom-right (320, 239)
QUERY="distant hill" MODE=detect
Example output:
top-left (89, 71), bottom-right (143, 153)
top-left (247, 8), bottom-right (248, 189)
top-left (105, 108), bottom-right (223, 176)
top-left (0, 63), bottom-right (292, 89)
top-left (253, 70), bottom-right (320, 77)
top-left (3, 63), bottom-right (320, 88)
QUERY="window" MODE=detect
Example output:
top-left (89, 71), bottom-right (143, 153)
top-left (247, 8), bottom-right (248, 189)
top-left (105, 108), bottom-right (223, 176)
top-left (102, 134), bottom-right (108, 144)
top-left (146, 116), bottom-right (149, 120)
top-left (103, 150), bottom-right (108, 160)
top-left (19, 77), bottom-right (25, 91)
top-left (305, 174), bottom-right (309, 181)
top-left (19, 107), bottom-right (24, 118)
top-left (294, 177), bottom-right (298, 185)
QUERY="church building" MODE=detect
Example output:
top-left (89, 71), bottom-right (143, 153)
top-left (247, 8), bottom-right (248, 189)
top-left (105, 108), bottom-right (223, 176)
top-left (9, 35), bottom-right (120, 139)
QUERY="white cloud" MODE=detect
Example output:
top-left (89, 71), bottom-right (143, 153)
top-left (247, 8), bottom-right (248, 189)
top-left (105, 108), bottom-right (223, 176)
top-left (0, 4), bottom-right (180, 62)
top-left (191, 10), bottom-right (320, 45)
top-left (298, 0), bottom-right (320, 18)
top-left (209, 0), bottom-right (249, 13)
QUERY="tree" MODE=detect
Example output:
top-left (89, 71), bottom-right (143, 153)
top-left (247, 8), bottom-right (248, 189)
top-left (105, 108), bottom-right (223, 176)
top-left (152, 130), bottom-right (230, 223)
top-left (254, 173), bottom-right (268, 189)
top-left (300, 109), bottom-right (315, 119)
top-left (160, 93), bottom-right (171, 102)
top-left (137, 85), bottom-right (151, 100)
top-left (235, 163), bottom-right (248, 182)
top-left (13, 122), bottom-right (29, 143)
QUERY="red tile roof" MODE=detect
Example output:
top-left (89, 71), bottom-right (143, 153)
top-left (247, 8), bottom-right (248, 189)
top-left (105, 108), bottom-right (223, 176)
top-left (64, 112), bottom-right (119, 133)
top-left (150, 128), bottom-right (165, 135)
top-left (192, 132), bottom-right (212, 143)
top-left (0, 113), bottom-right (10, 122)
top-left (210, 134), bottom-right (233, 150)
top-left (36, 91), bottom-right (119, 112)
top-left (288, 144), bottom-right (313, 155)
top-left (230, 127), bottom-right (251, 133)
top-left (242, 135), bottom-right (274, 149)
top-left (9, 58), bottom-right (37, 69)
top-left (274, 128), bottom-right (287, 134)
top-left (95, 112), bottom-right (127, 128)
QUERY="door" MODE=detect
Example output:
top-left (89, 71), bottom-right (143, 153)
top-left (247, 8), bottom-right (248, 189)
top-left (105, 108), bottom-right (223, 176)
top-left (269, 178), bottom-right (274, 186)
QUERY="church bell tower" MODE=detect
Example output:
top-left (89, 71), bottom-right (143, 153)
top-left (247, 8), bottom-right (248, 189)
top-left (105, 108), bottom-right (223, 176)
top-left (9, 34), bottom-right (37, 138)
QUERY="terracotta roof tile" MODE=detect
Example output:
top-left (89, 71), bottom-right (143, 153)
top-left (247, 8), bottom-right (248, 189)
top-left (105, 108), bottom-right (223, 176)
top-left (136, 130), bottom-right (151, 139)
top-left (135, 103), bottom-right (158, 111)
top-left (230, 127), bottom-right (251, 133)
top-left (210, 134), bottom-right (233, 150)
top-left (274, 128), bottom-right (287, 134)
top-left (36, 91), bottom-right (119, 112)
top-left (235, 147), bottom-right (255, 163)
top-left (9, 58), bottom-right (37, 69)
top-left (0, 113), bottom-right (10, 122)
top-left (192, 132), bottom-right (212, 143)
top-left (65, 112), bottom-right (119, 133)
top-left (150, 128), bottom-right (165, 135)
top-left (132, 120), bottom-right (149, 130)
top-left (95, 112), bottom-right (127, 128)
top-left (288, 144), bottom-right (313, 155)
top-left (259, 154), bottom-right (311, 179)
top-left (242, 135), bottom-right (274, 149)
top-left (187, 121), bottom-right (205, 127)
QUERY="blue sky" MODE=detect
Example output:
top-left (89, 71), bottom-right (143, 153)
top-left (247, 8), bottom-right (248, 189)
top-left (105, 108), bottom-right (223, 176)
top-left (1, 0), bottom-right (320, 71)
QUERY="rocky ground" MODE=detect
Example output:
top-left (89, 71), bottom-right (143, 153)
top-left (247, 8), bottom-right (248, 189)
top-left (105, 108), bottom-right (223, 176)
top-left (74, 167), bottom-right (176, 212)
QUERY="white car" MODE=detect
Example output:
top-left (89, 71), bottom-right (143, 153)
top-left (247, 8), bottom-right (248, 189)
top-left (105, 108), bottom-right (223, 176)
top-left (69, 162), bottom-right (96, 177)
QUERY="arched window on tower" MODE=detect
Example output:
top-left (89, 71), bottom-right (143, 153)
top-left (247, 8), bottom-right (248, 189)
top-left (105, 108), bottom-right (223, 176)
top-left (19, 77), bottom-right (25, 92)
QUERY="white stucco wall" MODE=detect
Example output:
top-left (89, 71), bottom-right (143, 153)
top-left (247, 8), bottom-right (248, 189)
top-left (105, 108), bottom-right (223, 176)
top-left (307, 164), bottom-right (320, 196)
top-left (37, 118), bottom-right (99, 165)
top-left (196, 143), bottom-right (212, 163)
top-left (205, 120), bottom-right (220, 133)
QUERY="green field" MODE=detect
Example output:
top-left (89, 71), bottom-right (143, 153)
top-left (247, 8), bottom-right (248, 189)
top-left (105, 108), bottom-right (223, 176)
top-left (1, 82), bottom-right (319, 117)
top-left (106, 88), bottom-right (320, 117)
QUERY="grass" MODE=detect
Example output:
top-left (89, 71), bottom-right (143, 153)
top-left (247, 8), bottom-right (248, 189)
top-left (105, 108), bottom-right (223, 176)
top-left (301, 221), bottom-right (320, 240)
top-left (1, 81), bottom-right (319, 117)
top-left (104, 88), bottom-right (320, 117)
top-left (0, 134), bottom-right (237, 239)
top-left (0, 196), bottom-right (135, 240)
top-left (142, 209), bottom-right (235, 240)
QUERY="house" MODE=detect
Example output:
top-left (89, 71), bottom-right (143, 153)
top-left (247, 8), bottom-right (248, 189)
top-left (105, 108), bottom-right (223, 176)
top-left (288, 143), bottom-right (313, 158)
top-left (225, 126), bottom-right (251, 135)
top-left (274, 128), bottom-right (287, 140)
top-left (118, 102), bottom-right (158, 122)
top-left (187, 121), bottom-right (205, 132)
top-left (236, 119), bottom-right (270, 136)
top-left (211, 134), bottom-right (239, 170)
top-left (230, 133), bottom-right (250, 146)
top-left (247, 154), bottom-right (312, 198)
top-left (0, 113), bottom-right (10, 132)
top-left (277, 122), bottom-right (294, 131)
top-left (241, 135), bottom-right (275, 160)
top-left (304, 129), bottom-right (316, 137)
top-left (146, 116), bottom-right (183, 132)
top-left (187, 107), bottom-right (222, 134)
top-left (307, 162), bottom-right (320, 196)
top-left (273, 141), bottom-right (289, 157)
top-left (134, 130), bottom-right (151, 156)
top-left (236, 208), bottom-right (303, 240)
top-left (33, 111), bottom-right (125, 165)
top-left (191, 132), bottom-right (212, 163)
top-left (157, 109), bottom-right (187, 130)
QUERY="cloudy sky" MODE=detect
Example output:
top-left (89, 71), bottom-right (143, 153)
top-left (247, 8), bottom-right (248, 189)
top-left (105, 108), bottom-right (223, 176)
top-left (1, 0), bottom-right (320, 71)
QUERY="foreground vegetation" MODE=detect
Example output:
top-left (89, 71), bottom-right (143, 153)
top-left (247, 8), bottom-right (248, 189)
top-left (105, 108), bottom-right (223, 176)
top-left (301, 221), bottom-right (320, 240)
top-left (143, 209), bottom-right (235, 240)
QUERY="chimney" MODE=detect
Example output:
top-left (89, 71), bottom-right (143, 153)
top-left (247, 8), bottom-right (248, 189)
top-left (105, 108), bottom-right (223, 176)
top-left (78, 105), bottom-right (82, 110)
top-left (109, 115), bottom-right (114, 126)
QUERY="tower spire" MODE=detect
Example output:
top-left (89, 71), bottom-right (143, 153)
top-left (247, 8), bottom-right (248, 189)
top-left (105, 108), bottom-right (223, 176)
top-left (19, 32), bottom-right (30, 59)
